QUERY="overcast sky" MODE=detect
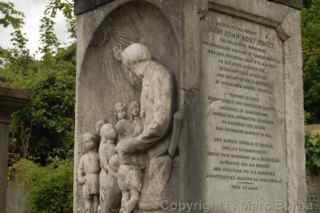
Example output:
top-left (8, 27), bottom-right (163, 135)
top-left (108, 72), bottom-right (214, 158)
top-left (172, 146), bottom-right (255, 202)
top-left (0, 0), bottom-right (70, 57)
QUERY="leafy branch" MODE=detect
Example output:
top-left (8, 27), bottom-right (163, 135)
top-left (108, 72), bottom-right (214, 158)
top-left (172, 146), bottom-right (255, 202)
top-left (305, 134), bottom-right (320, 173)
top-left (0, 1), bottom-right (24, 29)
top-left (45, 0), bottom-right (76, 38)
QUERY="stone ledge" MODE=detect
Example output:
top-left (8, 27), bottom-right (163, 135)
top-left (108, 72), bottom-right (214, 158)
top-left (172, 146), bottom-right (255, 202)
top-left (75, 0), bottom-right (114, 15)
top-left (0, 87), bottom-right (30, 124)
top-left (74, 0), bottom-right (303, 15)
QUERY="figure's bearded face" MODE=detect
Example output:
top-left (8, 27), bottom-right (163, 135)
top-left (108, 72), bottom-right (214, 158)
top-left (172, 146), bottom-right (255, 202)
top-left (119, 43), bottom-right (151, 89)
top-left (122, 62), bottom-right (142, 88)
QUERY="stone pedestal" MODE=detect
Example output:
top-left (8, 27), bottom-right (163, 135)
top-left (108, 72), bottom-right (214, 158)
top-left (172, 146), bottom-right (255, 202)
top-left (0, 87), bottom-right (29, 213)
top-left (74, 0), bottom-right (305, 212)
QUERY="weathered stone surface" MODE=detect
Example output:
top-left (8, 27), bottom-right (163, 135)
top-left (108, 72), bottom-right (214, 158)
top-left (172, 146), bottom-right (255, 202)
top-left (0, 123), bottom-right (9, 213)
top-left (76, 41), bottom-right (177, 213)
top-left (74, 0), bottom-right (303, 15)
top-left (77, 133), bottom-right (100, 213)
top-left (98, 123), bottom-right (121, 213)
top-left (199, 1), bottom-right (306, 212)
top-left (306, 171), bottom-right (320, 213)
top-left (74, 0), bottom-right (114, 15)
top-left (75, 0), bottom-right (305, 213)
top-left (202, 11), bottom-right (286, 213)
top-left (74, 1), bottom-right (183, 212)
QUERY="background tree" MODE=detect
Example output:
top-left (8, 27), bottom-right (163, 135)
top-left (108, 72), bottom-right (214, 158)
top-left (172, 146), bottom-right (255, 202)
top-left (46, 0), bottom-right (76, 38)
top-left (302, 0), bottom-right (320, 123)
top-left (39, 16), bottom-right (60, 57)
top-left (304, 0), bottom-right (314, 8)
top-left (0, 2), bottom-right (24, 29)
top-left (1, 1), bottom-right (75, 165)
top-left (1, 1), bottom-right (76, 212)
top-left (0, 1), bottom-right (29, 71)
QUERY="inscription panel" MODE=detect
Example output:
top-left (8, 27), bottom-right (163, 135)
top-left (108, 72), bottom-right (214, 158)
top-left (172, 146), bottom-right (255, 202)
top-left (202, 12), bottom-right (287, 213)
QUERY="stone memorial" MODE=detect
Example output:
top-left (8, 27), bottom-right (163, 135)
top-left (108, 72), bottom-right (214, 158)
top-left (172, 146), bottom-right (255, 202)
top-left (0, 87), bottom-right (29, 213)
top-left (74, 0), bottom-right (306, 212)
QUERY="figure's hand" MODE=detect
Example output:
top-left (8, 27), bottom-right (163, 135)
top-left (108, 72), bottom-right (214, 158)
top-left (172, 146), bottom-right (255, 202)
top-left (116, 139), bottom-right (131, 154)
top-left (116, 137), bottom-right (140, 153)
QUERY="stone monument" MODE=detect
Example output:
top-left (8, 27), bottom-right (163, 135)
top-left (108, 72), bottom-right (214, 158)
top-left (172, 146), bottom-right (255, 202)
top-left (0, 87), bottom-right (29, 213)
top-left (74, 0), bottom-right (306, 212)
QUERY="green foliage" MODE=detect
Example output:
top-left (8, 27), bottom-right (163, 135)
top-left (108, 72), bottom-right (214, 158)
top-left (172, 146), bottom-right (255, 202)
top-left (305, 0), bottom-right (314, 8)
top-left (0, 1), bottom-right (29, 67)
top-left (11, 159), bottom-right (73, 213)
top-left (2, 45), bottom-right (76, 165)
top-left (39, 0), bottom-right (76, 57)
top-left (302, 0), bottom-right (320, 123)
top-left (0, 0), bottom-right (76, 166)
top-left (305, 134), bottom-right (320, 172)
top-left (39, 16), bottom-right (60, 57)
top-left (0, 1), bottom-right (24, 29)
top-left (10, 28), bottom-right (28, 54)
top-left (46, 0), bottom-right (76, 38)
top-left (1, 2), bottom-right (75, 211)
top-left (305, 112), bottom-right (313, 124)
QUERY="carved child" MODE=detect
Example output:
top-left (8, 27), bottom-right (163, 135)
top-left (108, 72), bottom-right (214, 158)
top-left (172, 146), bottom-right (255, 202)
top-left (128, 101), bottom-right (143, 137)
top-left (98, 123), bottom-right (121, 213)
top-left (109, 154), bottom-right (142, 213)
top-left (115, 101), bottom-right (144, 138)
top-left (114, 102), bottom-right (133, 139)
top-left (113, 101), bottom-right (145, 213)
top-left (115, 101), bottom-right (146, 168)
top-left (78, 132), bottom-right (100, 213)
top-left (125, 101), bottom-right (146, 169)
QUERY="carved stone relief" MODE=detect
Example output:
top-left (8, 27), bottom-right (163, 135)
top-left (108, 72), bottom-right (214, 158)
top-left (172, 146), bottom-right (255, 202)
top-left (76, 2), bottom-right (182, 212)
top-left (77, 42), bottom-right (179, 213)
top-left (78, 133), bottom-right (100, 213)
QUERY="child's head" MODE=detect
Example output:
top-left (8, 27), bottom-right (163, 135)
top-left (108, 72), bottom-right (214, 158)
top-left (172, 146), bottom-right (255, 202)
top-left (82, 132), bottom-right (96, 152)
top-left (95, 119), bottom-right (107, 135)
top-left (100, 123), bottom-right (117, 143)
top-left (128, 101), bottom-right (140, 119)
top-left (114, 102), bottom-right (127, 121)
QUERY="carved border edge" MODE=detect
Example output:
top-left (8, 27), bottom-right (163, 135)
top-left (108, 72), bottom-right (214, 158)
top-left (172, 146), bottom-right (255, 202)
top-left (207, 2), bottom-right (291, 41)
top-left (74, 0), bottom-right (303, 16)
top-left (74, 0), bottom-right (115, 15)
top-left (201, 3), bottom-right (306, 213)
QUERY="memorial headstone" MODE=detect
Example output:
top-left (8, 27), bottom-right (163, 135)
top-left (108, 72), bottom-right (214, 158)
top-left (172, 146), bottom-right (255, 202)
top-left (0, 87), bottom-right (29, 213)
top-left (74, 0), bottom-right (306, 212)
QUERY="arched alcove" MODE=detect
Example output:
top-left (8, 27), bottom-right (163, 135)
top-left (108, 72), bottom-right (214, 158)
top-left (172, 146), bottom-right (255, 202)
top-left (75, 2), bottom-right (180, 210)
top-left (77, 1), bottom-right (179, 134)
